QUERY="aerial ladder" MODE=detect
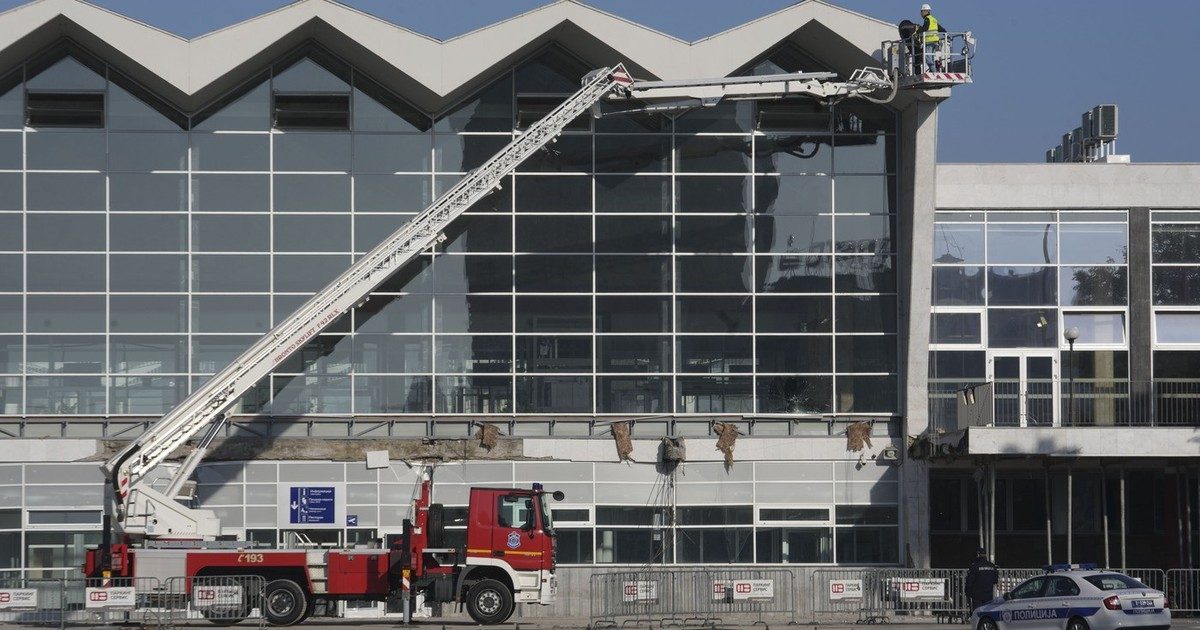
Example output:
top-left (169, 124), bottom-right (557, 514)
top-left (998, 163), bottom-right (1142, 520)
top-left (101, 63), bottom-right (903, 546)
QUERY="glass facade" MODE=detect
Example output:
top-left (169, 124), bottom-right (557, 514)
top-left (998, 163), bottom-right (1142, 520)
top-left (0, 43), bottom-right (901, 424)
top-left (928, 210), bottom-right (1130, 427)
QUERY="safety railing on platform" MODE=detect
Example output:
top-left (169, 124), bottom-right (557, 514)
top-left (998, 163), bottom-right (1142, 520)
top-left (0, 575), bottom-right (265, 629)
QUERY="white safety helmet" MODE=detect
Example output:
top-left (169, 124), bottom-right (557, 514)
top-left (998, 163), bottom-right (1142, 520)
top-left (921, 3), bottom-right (932, 11)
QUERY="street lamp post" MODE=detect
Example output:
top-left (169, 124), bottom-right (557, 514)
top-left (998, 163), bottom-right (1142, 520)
top-left (1064, 326), bottom-right (1080, 427)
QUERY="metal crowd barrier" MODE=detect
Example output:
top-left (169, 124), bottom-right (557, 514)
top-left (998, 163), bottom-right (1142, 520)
top-left (589, 568), bottom-right (798, 628)
top-left (1166, 569), bottom-right (1200, 614)
top-left (877, 568), bottom-right (968, 622)
top-left (0, 575), bottom-right (265, 628)
top-left (810, 568), bottom-right (887, 624)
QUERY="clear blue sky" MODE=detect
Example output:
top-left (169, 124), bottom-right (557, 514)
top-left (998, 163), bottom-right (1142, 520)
top-left (3, 0), bottom-right (1197, 163)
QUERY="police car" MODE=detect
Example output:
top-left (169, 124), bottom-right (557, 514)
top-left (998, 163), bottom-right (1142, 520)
top-left (971, 564), bottom-right (1170, 630)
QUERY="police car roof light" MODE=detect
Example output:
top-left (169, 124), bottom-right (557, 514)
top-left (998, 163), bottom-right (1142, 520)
top-left (1043, 563), bottom-right (1098, 572)
top-left (532, 483), bottom-right (543, 491)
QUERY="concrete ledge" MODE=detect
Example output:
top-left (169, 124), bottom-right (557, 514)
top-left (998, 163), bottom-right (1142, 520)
top-left (968, 426), bottom-right (1200, 457)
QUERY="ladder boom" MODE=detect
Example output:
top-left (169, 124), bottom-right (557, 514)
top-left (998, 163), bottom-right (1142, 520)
top-left (104, 63), bottom-right (895, 540)
top-left (105, 65), bottom-right (633, 537)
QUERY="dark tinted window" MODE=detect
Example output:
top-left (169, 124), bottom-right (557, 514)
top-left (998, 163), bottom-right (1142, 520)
top-left (273, 94), bottom-right (350, 130)
top-left (26, 92), bottom-right (104, 127)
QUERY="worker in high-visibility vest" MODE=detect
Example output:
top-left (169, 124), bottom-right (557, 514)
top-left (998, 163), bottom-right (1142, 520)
top-left (916, 3), bottom-right (947, 72)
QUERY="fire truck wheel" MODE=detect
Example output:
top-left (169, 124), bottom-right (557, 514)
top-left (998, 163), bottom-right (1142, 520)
top-left (263, 579), bottom-right (308, 626)
top-left (466, 579), bottom-right (514, 625)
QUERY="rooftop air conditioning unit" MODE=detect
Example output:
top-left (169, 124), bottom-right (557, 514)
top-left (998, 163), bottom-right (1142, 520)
top-left (1093, 104), bottom-right (1118, 140)
top-left (1081, 110), bottom-right (1093, 141)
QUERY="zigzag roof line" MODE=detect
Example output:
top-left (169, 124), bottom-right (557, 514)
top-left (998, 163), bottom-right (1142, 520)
top-left (0, 0), bottom-right (894, 112)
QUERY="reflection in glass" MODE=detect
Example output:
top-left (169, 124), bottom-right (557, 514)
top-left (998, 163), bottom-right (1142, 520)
top-left (987, 309), bottom-right (1057, 347)
top-left (516, 336), bottom-right (591, 373)
top-left (273, 174), bottom-right (350, 212)
top-left (755, 255), bottom-right (831, 293)
top-left (932, 224), bottom-right (984, 264)
top-left (987, 224), bottom-right (1056, 264)
top-left (1060, 223), bottom-right (1127, 264)
top-left (25, 335), bottom-right (105, 373)
top-left (514, 175), bottom-right (590, 213)
top-left (355, 294), bottom-right (432, 334)
top-left (677, 336), bottom-right (752, 373)
top-left (834, 134), bottom-right (893, 174)
top-left (191, 175), bottom-right (269, 212)
top-left (110, 376), bottom-right (185, 414)
top-left (1153, 267), bottom-right (1200, 306)
top-left (755, 134), bottom-right (832, 174)
top-left (27, 254), bottom-right (104, 292)
top-left (268, 375), bottom-right (352, 414)
top-left (110, 336), bottom-right (186, 374)
top-left (436, 376), bottom-right (512, 413)
top-left (678, 377), bottom-right (752, 413)
top-left (1155, 314), bottom-right (1200, 344)
top-left (933, 266), bottom-right (985, 306)
top-left (1063, 313), bottom-right (1125, 345)
top-left (987, 267), bottom-right (1057, 306)
top-left (191, 133), bottom-right (269, 171)
top-left (111, 296), bottom-right (187, 333)
top-left (833, 175), bottom-right (893, 214)
top-left (516, 376), bottom-right (591, 413)
top-left (756, 528), bottom-right (832, 563)
top-left (1061, 266), bottom-right (1127, 306)
top-left (192, 255), bottom-right (270, 292)
top-left (835, 215), bottom-right (893, 253)
top-left (836, 336), bottom-right (898, 373)
top-left (433, 75), bottom-right (512, 133)
top-left (27, 213), bottom-right (105, 251)
top-left (355, 375), bottom-right (431, 413)
top-left (597, 337), bottom-right (671, 372)
top-left (1152, 224), bottom-right (1200, 264)
top-left (836, 296), bottom-right (898, 333)
top-left (27, 295), bottom-right (105, 332)
top-left (109, 132), bottom-right (188, 170)
top-left (755, 176), bottom-right (831, 215)
top-left (25, 376), bottom-right (105, 414)
top-left (111, 215), bottom-right (187, 252)
top-left (434, 336), bottom-right (510, 373)
top-left (834, 256), bottom-right (895, 293)
top-left (931, 313), bottom-right (982, 344)
top-left (598, 377), bottom-right (670, 413)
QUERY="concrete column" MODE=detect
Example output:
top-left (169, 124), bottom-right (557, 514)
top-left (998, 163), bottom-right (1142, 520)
top-left (1128, 208), bottom-right (1152, 423)
top-left (898, 97), bottom-right (940, 567)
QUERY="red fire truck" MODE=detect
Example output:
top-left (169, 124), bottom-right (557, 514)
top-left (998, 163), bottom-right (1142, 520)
top-left (85, 476), bottom-right (564, 625)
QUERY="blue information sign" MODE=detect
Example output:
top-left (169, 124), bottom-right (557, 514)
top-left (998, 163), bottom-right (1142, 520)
top-left (289, 487), bottom-right (335, 524)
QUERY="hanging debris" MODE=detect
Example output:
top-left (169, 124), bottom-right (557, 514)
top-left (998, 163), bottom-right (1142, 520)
top-left (846, 421), bottom-right (873, 452)
top-left (476, 422), bottom-right (501, 451)
top-left (611, 421), bottom-right (634, 462)
top-left (713, 422), bottom-right (738, 471)
top-left (660, 437), bottom-right (686, 473)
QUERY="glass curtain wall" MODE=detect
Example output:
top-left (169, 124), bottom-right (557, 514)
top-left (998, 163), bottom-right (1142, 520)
top-left (0, 42), bottom-right (900, 423)
top-left (928, 210), bottom-right (1130, 428)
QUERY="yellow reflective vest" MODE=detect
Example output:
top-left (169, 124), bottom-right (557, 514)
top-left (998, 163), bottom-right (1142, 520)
top-left (924, 15), bottom-right (941, 43)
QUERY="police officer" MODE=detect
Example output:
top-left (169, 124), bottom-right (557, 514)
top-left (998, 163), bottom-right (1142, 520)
top-left (966, 547), bottom-right (999, 612)
top-left (916, 3), bottom-right (947, 71)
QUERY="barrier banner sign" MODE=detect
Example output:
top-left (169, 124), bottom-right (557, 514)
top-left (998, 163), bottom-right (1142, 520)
top-left (0, 589), bottom-right (38, 610)
top-left (898, 578), bottom-right (946, 601)
top-left (192, 585), bottom-right (243, 609)
top-left (85, 587), bottom-right (137, 609)
top-left (712, 579), bottom-right (774, 602)
top-left (829, 579), bottom-right (864, 600)
top-left (621, 581), bottom-right (658, 603)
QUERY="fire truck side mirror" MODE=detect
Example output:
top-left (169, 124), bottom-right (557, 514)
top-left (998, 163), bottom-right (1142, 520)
top-left (552, 490), bottom-right (565, 502)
